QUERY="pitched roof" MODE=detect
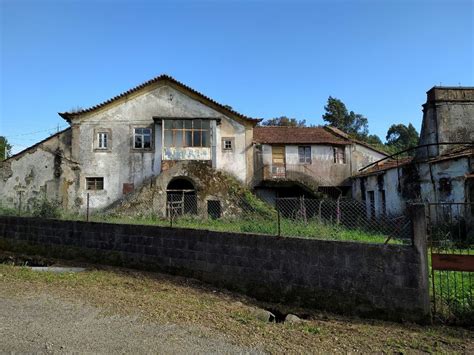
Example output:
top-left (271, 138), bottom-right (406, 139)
top-left (253, 126), bottom-right (349, 145)
top-left (324, 126), bottom-right (389, 155)
top-left (2, 128), bottom-right (73, 163)
top-left (355, 156), bottom-right (414, 177)
top-left (58, 74), bottom-right (261, 125)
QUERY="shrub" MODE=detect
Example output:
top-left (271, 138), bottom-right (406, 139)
top-left (31, 197), bottom-right (61, 219)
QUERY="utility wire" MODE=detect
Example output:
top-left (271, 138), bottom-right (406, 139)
top-left (4, 125), bottom-right (69, 138)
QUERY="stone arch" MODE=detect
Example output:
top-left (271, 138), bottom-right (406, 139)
top-left (166, 177), bottom-right (197, 216)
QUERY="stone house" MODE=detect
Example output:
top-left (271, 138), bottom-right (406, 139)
top-left (0, 74), bottom-right (387, 216)
top-left (253, 126), bottom-right (386, 203)
top-left (352, 87), bottom-right (474, 221)
top-left (0, 75), bottom-right (260, 213)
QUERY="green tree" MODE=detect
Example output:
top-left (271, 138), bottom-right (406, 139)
top-left (261, 116), bottom-right (306, 127)
top-left (322, 96), bottom-right (369, 138)
top-left (0, 136), bottom-right (12, 161)
top-left (386, 123), bottom-right (419, 154)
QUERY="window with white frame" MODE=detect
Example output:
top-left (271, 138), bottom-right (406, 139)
top-left (298, 146), bottom-right (311, 164)
top-left (163, 119), bottom-right (210, 148)
top-left (97, 132), bottom-right (108, 149)
top-left (134, 128), bottom-right (152, 149)
top-left (222, 137), bottom-right (234, 151)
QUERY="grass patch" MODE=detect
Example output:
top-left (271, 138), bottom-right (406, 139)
top-left (96, 214), bottom-right (401, 244)
top-left (0, 257), bottom-right (472, 354)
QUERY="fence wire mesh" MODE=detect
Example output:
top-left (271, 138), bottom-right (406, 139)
top-left (428, 203), bottom-right (474, 324)
top-left (0, 192), bottom-right (413, 245)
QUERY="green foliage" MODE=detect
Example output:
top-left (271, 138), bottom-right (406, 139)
top-left (322, 96), bottom-right (368, 138)
top-left (31, 197), bottom-right (61, 219)
top-left (0, 136), bottom-right (12, 161)
top-left (386, 123), bottom-right (419, 155)
top-left (261, 116), bottom-right (306, 127)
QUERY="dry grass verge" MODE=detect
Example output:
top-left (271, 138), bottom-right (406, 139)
top-left (0, 251), bottom-right (472, 354)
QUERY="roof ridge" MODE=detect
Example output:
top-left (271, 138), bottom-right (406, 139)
top-left (58, 74), bottom-right (261, 124)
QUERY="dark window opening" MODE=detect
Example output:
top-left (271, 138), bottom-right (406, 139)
top-left (368, 191), bottom-right (375, 219)
top-left (86, 177), bottom-right (104, 191)
top-left (167, 178), bottom-right (197, 216)
top-left (207, 200), bottom-right (221, 219)
top-left (380, 190), bottom-right (386, 216)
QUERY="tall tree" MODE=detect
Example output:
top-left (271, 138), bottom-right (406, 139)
top-left (261, 116), bottom-right (306, 127)
top-left (322, 96), bottom-right (369, 138)
top-left (0, 136), bottom-right (12, 161)
top-left (386, 123), bottom-right (419, 154)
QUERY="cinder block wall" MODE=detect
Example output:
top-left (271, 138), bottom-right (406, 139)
top-left (0, 216), bottom-right (430, 323)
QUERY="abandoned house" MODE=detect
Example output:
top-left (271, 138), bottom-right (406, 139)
top-left (352, 87), bottom-right (474, 221)
top-left (252, 126), bottom-right (386, 204)
top-left (1, 74), bottom-right (386, 216)
top-left (0, 75), bottom-right (260, 215)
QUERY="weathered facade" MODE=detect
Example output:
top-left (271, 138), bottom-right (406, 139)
top-left (1, 74), bottom-right (389, 214)
top-left (353, 87), bottom-right (474, 220)
top-left (1, 75), bottom-right (259, 212)
top-left (253, 126), bottom-right (386, 203)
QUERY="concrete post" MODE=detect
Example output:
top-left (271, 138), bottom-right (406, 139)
top-left (409, 203), bottom-right (432, 323)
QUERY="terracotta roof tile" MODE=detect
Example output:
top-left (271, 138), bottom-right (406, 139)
top-left (253, 126), bottom-right (349, 145)
top-left (356, 156), bottom-right (413, 177)
top-left (58, 74), bottom-right (261, 124)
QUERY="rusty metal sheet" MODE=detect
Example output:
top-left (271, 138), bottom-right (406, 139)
top-left (431, 253), bottom-right (474, 272)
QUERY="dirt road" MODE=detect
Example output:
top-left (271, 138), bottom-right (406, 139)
top-left (0, 294), bottom-right (261, 354)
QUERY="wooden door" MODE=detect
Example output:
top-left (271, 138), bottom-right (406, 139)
top-left (271, 145), bottom-right (286, 177)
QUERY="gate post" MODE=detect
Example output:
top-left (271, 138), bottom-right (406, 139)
top-left (409, 203), bottom-right (432, 323)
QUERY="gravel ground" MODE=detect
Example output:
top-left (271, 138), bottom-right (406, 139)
top-left (0, 294), bottom-right (262, 354)
top-left (0, 251), bottom-right (472, 354)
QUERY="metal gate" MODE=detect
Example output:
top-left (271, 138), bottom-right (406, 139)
top-left (427, 202), bottom-right (474, 323)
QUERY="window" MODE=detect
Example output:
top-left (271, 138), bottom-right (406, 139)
top-left (333, 146), bottom-right (346, 164)
top-left (163, 119), bottom-right (210, 148)
top-left (134, 128), bottom-right (152, 149)
top-left (222, 137), bottom-right (234, 151)
top-left (97, 132), bottom-right (108, 149)
top-left (86, 177), bottom-right (104, 191)
top-left (298, 146), bottom-right (311, 164)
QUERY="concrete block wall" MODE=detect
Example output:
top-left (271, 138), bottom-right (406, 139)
top-left (0, 216), bottom-right (430, 323)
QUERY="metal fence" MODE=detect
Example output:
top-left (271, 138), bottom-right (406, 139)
top-left (427, 202), bottom-right (474, 324)
top-left (165, 194), bottom-right (413, 244)
top-left (0, 193), bottom-right (413, 245)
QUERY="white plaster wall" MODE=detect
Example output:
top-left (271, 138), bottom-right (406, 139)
top-left (215, 116), bottom-right (247, 182)
top-left (350, 144), bottom-right (386, 174)
top-left (72, 83), bottom-right (249, 210)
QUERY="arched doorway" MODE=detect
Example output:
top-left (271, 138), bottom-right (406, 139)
top-left (166, 177), bottom-right (197, 216)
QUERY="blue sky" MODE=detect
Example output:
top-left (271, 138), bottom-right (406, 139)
top-left (1, 0), bottom-right (473, 153)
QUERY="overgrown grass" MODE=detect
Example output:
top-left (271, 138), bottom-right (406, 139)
top-left (90, 214), bottom-right (400, 244)
top-left (429, 249), bottom-right (474, 325)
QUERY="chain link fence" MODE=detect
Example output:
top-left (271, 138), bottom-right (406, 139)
top-left (0, 192), bottom-right (413, 245)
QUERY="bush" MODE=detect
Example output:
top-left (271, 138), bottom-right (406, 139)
top-left (31, 198), bottom-right (61, 219)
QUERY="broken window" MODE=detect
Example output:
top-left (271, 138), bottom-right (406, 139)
top-left (134, 128), bottom-right (152, 149)
top-left (298, 146), bottom-right (311, 164)
top-left (163, 119), bottom-right (210, 148)
top-left (333, 146), bottom-right (346, 164)
top-left (86, 177), bottom-right (104, 191)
